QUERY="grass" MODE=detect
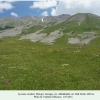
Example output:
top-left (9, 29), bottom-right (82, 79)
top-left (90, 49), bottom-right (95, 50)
top-left (63, 13), bottom-right (100, 34)
top-left (0, 13), bottom-right (100, 90)
top-left (21, 25), bottom-right (43, 35)
top-left (0, 35), bottom-right (100, 90)
top-left (40, 22), bottom-right (65, 35)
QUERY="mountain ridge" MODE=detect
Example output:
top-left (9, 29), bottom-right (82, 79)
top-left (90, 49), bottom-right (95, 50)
top-left (0, 13), bottom-right (100, 45)
top-left (0, 13), bottom-right (100, 90)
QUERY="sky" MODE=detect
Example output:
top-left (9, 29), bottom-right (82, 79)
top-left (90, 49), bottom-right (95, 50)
top-left (0, 0), bottom-right (100, 18)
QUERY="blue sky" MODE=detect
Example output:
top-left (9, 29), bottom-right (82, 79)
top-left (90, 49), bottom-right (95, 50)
top-left (0, 0), bottom-right (100, 18)
top-left (0, 1), bottom-right (56, 17)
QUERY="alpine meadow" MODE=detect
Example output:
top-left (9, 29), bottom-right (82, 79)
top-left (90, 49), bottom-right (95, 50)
top-left (0, 12), bottom-right (100, 90)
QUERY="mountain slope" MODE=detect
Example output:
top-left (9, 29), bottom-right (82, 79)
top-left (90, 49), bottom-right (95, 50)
top-left (42, 14), bottom-right (70, 24)
top-left (0, 13), bottom-right (100, 45)
top-left (64, 13), bottom-right (100, 33)
top-left (55, 13), bottom-right (100, 45)
top-left (0, 13), bottom-right (100, 90)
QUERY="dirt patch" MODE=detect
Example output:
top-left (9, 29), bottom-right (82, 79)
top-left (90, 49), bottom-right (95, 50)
top-left (2, 79), bottom-right (11, 85)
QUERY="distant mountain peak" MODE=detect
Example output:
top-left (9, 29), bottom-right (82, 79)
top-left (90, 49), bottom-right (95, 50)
top-left (59, 14), bottom-right (70, 16)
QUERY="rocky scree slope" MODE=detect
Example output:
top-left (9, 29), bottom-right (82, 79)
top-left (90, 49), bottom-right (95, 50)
top-left (0, 13), bottom-right (100, 45)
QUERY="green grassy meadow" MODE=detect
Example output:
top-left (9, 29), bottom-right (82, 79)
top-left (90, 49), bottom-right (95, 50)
top-left (0, 13), bottom-right (100, 90)
top-left (0, 35), bottom-right (100, 90)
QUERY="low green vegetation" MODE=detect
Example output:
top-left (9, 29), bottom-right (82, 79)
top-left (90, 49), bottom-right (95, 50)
top-left (0, 35), bottom-right (100, 90)
top-left (63, 13), bottom-right (100, 34)
top-left (40, 22), bottom-right (65, 35)
top-left (0, 13), bottom-right (100, 90)
top-left (0, 26), bottom-right (14, 31)
top-left (28, 25), bottom-right (43, 33)
top-left (21, 25), bottom-right (43, 35)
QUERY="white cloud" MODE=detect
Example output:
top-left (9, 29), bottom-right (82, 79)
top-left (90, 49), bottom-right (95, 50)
top-left (30, 0), bottom-right (57, 9)
top-left (11, 12), bottom-right (18, 17)
top-left (41, 11), bottom-right (48, 16)
top-left (51, 0), bottom-right (100, 16)
top-left (0, 1), bottom-right (14, 13)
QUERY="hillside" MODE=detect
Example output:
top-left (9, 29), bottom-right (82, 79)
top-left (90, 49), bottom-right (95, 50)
top-left (0, 13), bottom-right (100, 90)
top-left (18, 13), bottom-right (100, 45)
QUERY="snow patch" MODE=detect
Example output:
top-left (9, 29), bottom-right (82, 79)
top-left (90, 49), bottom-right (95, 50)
top-left (42, 17), bottom-right (44, 22)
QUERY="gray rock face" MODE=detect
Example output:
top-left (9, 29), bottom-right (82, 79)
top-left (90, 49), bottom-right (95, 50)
top-left (0, 17), bottom-right (22, 27)
top-left (0, 14), bottom-right (70, 28)
top-left (68, 38), bottom-right (80, 44)
top-left (20, 29), bottom-right (63, 44)
top-left (67, 13), bottom-right (85, 25)
top-left (0, 16), bottom-right (42, 29)
top-left (0, 26), bottom-right (23, 38)
top-left (68, 14), bottom-right (85, 22)
top-left (19, 29), bottom-right (45, 42)
top-left (40, 30), bottom-right (63, 44)
top-left (0, 14), bottom-right (70, 39)
top-left (68, 32), bottom-right (100, 45)
top-left (1, 13), bottom-right (100, 45)
top-left (42, 14), bottom-right (70, 24)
